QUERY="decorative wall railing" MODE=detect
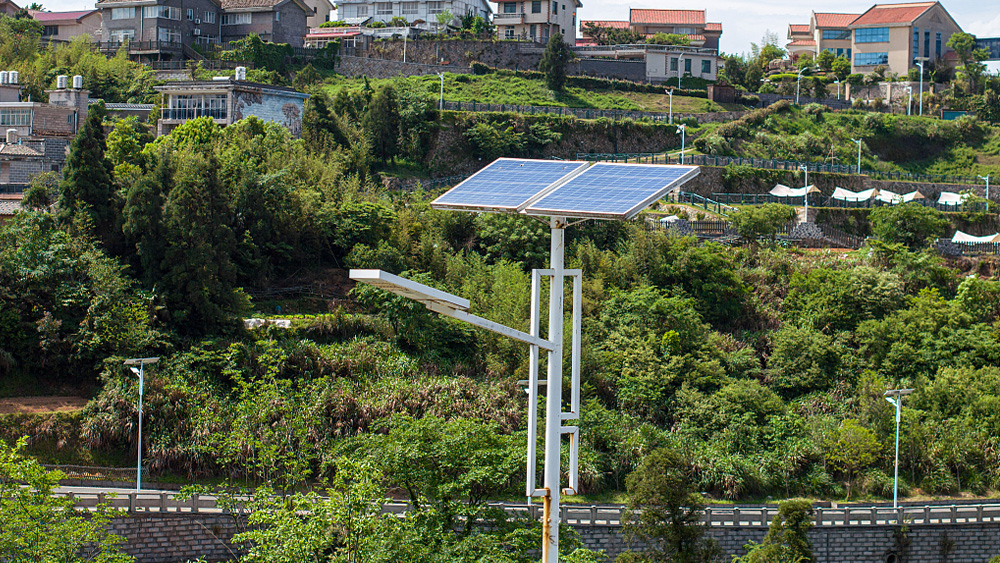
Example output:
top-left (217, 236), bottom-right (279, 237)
top-left (710, 193), bottom-right (987, 212)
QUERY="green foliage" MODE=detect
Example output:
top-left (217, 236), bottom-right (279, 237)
top-left (869, 203), bottom-right (949, 249)
top-left (538, 33), bottom-right (573, 92)
top-left (57, 107), bottom-right (119, 250)
top-left (620, 447), bottom-right (719, 563)
top-left (768, 326), bottom-right (852, 396)
top-left (783, 266), bottom-right (904, 332)
top-left (729, 203), bottom-right (797, 243)
top-left (824, 420), bottom-right (880, 499)
top-left (735, 499), bottom-right (815, 563)
top-left (363, 84), bottom-right (400, 163)
top-left (0, 437), bottom-right (133, 562)
top-left (219, 33), bottom-right (293, 73)
top-left (646, 33), bottom-right (690, 46)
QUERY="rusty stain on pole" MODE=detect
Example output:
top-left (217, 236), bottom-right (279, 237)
top-left (542, 488), bottom-right (553, 560)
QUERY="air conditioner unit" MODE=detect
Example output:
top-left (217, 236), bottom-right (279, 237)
top-left (193, 28), bottom-right (201, 35)
top-left (195, 18), bottom-right (201, 24)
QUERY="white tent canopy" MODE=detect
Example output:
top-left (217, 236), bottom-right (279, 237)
top-left (832, 187), bottom-right (880, 201)
top-left (952, 230), bottom-right (1000, 244)
top-left (875, 190), bottom-right (924, 204)
top-left (938, 191), bottom-right (968, 205)
top-left (770, 184), bottom-right (821, 197)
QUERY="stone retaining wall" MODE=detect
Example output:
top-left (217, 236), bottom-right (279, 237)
top-left (336, 55), bottom-right (471, 79)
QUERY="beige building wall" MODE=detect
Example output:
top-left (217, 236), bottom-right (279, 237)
top-left (645, 51), bottom-right (717, 82)
top-left (303, 0), bottom-right (333, 27)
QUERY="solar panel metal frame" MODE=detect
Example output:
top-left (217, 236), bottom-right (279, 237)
top-left (523, 163), bottom-right (701, 220)
top-left (430, 158), bottom-right (590, 214)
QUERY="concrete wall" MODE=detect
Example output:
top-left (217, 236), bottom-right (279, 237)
top-left (99, 513), bottom-right (1000, 563)
top-left (337, 54), bottom-right (472, 78)
top-left (576, 58), bottom-right (645, 81)
top-left (231, 87), bottom-right (307, 137)
top-left (363, 39), bottom-right (542, 69)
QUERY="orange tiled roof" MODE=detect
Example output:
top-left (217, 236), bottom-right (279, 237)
top-left (814, 12), bottom-right (861, 28)
top-left (581, 20), bottom-right (630, 28)
top-left (705, 22), bottom-right (722, 32)
top-left (630, 8), bottom-right (705, 25)
top-left (787, 39), bottom-right (817, 46)
top-left (789, 24), bottom-right (811, 34)
top-left (850, 2), bottom-right (935, 26)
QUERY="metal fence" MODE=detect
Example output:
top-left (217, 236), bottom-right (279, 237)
top-left (395, 174), bottom-right (472, 191)
top-left (442, 101), bottom-right (745, 124)
top-left (55, 491), bottom-right (1000, 527)
top-left (578, 153), bottom-right (990, 187)
top-left (710, 192), bottom-right (987, 212)
top-left (947, 242), bottom-right (1000, 256)
top-left (44, 465), bottom-right (147, 482)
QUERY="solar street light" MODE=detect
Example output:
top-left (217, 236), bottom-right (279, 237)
top-left (978, 175), bottom-right (990, 202)
top-left (915, 58), bottom-right (927, 116)
top-left (676, 125), bottom-right (686, 165)
top-left (905, 86), bottom-right (913, 115)
top-left (438, 72), bottom-right (445, 111)
top-left (851, 138), bottom-right (863, 174)
top-left (356, 158), bottom-right (701, 563)
top-left (123, 357), bottom-right (159, 492)
top-left (795, 65), bottom-right (816, 105)
top-left (884, 388), bottom-right (915, 511)
top-left (665, 88), bottom-right (674, 124)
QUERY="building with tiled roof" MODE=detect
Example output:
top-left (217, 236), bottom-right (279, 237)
top-left (787, 12), bottom-right (859, 60)
top-left (0, 0), bottom-right (20, 16)
top-left (849, 1), bottom-right (961, 74)
top-left (492, 0), bottom-right (580, 45)
top-left (580, 7), bottom-right (722, 50)
top-left (30, 9), bottom-right (103, 42)
top-left (0, 195), bottom-right (24, 224)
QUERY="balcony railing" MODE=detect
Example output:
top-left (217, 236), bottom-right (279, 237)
top-left (161, 107), bottom-right (228, 121)
top-left (98, 40), bottom-right (184, 53)
top-left (493, 12), bottom-right (526, 23)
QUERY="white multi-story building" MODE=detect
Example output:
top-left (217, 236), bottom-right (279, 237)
top-left (337, 0), bottom-right (490, 26)
top-left (492, 0), bottom-right (580, 44)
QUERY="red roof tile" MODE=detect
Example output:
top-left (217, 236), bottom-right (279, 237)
top-left (30, 9), bottom-right (95, 22)
top-left (581, 20), bottom-right (630, 29)
top-left (850, 2), bottom-right (935, 26)
top-left (705, 22), bottom-right (722, 32)
top-left (576, 38), bottom-right (599, 46)
top-left (789, 24), bottom-right (811, 34)
top-left (630, 9), bottom-right (705, 26)
top-left (813, 12), bottom-right (861, 28)
top-left (787, 39), bottom-right (817, 46)
top-left (0, 144), bottom-right (42, 157)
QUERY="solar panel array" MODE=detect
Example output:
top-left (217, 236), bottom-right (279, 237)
top-left (430, 158), bottom-right (700, 220)
top-left (432, 158), bottom-right (587, 212)
top-left (524, 163), bottom-right (700, 220)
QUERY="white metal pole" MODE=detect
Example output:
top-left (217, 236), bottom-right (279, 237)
top-left (137, 363), bottom-right (144, 493)
top-left (542, 217), bottom-right (565, 563)
top-left (439, 73), bottom-right (444, 111)
top-left (677, 55), bottom-right (682, 89)
top-left (668, 89), bottom-right (673, 124)
top-left (918, 62), bottom-right (924, 116)
top-left (893, 395), bottom-right (900, 509)
top-left (801, 166), bottom-right (809, 221)
top-left (906, 87), bottom-right (912, 115)
top-left (403, 32), bottom-right (407, 63)
top-left (852, 138), bottom-right (862, 174)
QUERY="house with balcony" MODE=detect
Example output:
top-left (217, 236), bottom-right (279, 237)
top-left (580, 9), bottom-right (722, 49)
top-left (219, 0), bottom-right (311, 47)
top-left (492, 0), bottom-right (579, 44)
top-left (30, 9), bottom-right (103, 42)
top-left (337, 0), bottom-right (490, 28)
top-left (155, 77), bottom-right (310, 137)
top-left (787, 13), bottom-right (859, 60)
top-left (96, 0), bottom-right (223, 62)
top-left (848, 1), bottom-right (961, 75)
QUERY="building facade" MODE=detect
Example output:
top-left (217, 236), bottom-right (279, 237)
top-left (303, 0), bottom-right (334, 27)
top-left (96, 0), bottom-right (224, 60)
top-left (644, 46), bottom-right (719, 82)
top-left (492, 0), bottom-right (579, 44)
top-left (337, 0), bottom-right (490, 27)
top-left (31, 9), bottom-right (103, 42)
top-left (849, 1), bottom-right (961, 75)
top-left (155, 77), bottom-right (310, 137)
top-left (219, 0), bottom-right (311, 47)
top-left (0, 0), bottom-right (20, 16)
top-left (581, 9), bottom-right (722, 50)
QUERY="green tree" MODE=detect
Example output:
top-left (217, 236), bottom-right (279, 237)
top-left (735, 499), bottom-right (815, 563)
top-left (302, 92), bottom-right (349, 153)
top-left (362, 84), bottom-right (400, 164)
top-left (646, 33), bottom-right (690, 46)
top-left (729, 203), bottom-right (797, 244)
top-left (824, 419), bottom-right (880, 499)
top-left (619, 448), bottom-right (719, 563)
top-left (0, 437), bottom-right (133, 563)
top-left (869, 203), bottom-right (949, 249)
top-left (815, 50), bottom-right (835, 72)
top-left (57, 106), bottom-right (119, 250)
top-left (947, 32), bottom-right (986, 93)
top-left (106, 116), bottom-right (151, 183)
top-left (831, 56), bottom-right (851, 81)
top-left (538, 33), bottom-right (574, 92)
top-left (768, 326), bottom-right (851, 396)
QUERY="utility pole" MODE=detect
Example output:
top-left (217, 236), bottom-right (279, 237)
top-left (884, 388), bottom-right (915, 515)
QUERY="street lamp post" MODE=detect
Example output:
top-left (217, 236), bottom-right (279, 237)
top-left (834, 79), bottom-right (841, 100)
top-left (800, 165), bottom-right (810, 220)
top-left (916, 60), bottom-right (925, 116)
top-left (795, 66), bottom-right (814, 105)
top-left (124, 357), bottom-right (159, 493)
top-left (884, 388), bottom-right (915, 513)
top-left (666, 88), bottom-right (674, 124)
top-left (851, 138), bottom-right (863, 174)
top-left (905, 86), bottom-right (913, 115)
top-left (676, 124), bottom-right (686, 165)
top-left (439, 72), bottom-right (445, 111)
top-left (979, 174), bottom-right (990, 202)
top-left (677, 55), bottom-right (684, 89)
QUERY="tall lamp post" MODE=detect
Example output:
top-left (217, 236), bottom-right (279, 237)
top-left (676, 124), bottom-right (686, 165)
top-left (666, 88), bottom-right (674, 124)
top-left (799, 165), bottom-right (810, 220)
top-left (438, 72), bottom-right (445, 111)
top-left (677, 55), bottom-right (684, 89)
top-left (884, 388), bottom-right (915, 512)
top-left (795, 66), bottom-right (814, 105)
top-left (979, 174), bottom-right (990, 203)
top-left (851, 138), bottom-right (863, 174)
top-left (834, 79), bottom-right (841, 100)
top-left (124, 357), bottom-right (159, 493)
top-left (916, 59), bottom-right (926, 116)
top-left (905, 86), bottom-right (913, 115)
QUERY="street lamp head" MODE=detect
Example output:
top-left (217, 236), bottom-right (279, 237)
top-left (676, 124), bottom-right (685, 133)
top-left (883, 388), bottom-right (915, 397)
top-left (128, 366), bottom-right (141, 377)
top-left (123, 357), bottom-right (159, 366)
top-left (978, 175), bottom-right (990, 181)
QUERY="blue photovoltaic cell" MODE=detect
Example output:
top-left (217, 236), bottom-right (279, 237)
top-left (525, 163), bottom-right (699, 219)
top-left (432, 158), bottom-right (587, 211)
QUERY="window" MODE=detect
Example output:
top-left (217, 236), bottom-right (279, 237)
top-left (221, 13), bottom-right (252, 25)
top-left (401, 2), bottom-right (417, 15)
top-left (504, 26), bottom-right (514, 38)
top-left (855, 27), bottom-right (889, 43)
top-left (375, 2), bottom-right (392, 15)
top-left (684, 58), bottom-right (691, 73)
top-left (167, 94), bottom-right (228, 120)
top-left (531, 0), bottom-right (540, 13)
top-left (670, 57), bottom-right (677, 71)
top-left (503, 2), bottom-right (516, 13)
top-left (529, 23), bottom-right (536, 37)
top-left (935, 32), bottom-right (941, 59)
top-left (203, 11), bottom-right (216, 23)
top-left (0, 108), bottom-right (31, 127)
top-left (924, 30), bottom-right (930, 58)
top-left (854, 51), bottom-right (888, 66)
top-left (187, 8), bottom-right (195, 20)
top-left (356, 5), bottom-right (368, 16)
top-left (111, 7), bottom-right (135, 19)
top-left (157, 27), bottom-right (181, 43)
top-left (913, 27), bottom-right (919, 59)
top-left (822, 29), bottom-right (850, 40)
top-left (428, 1), bottom-right (443, 14)
top-left (701, 59), bottom-right (711, 74)
top-left (674, 26), bottom-right (696, 35)
top-left (552, 2), bottom-right (556, 14)
top-left (109, 28), bottom-right (135, 42)
top-left (42, 25), bottom-right (58, 36)
top-left (143, 6), bottom-right (181, 20)
top-left (275, 10), bottom-right (280, 20)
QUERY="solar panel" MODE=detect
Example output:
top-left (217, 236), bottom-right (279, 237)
top-left (431, 158), bottom-right (588, 213)
top-left (524, 163), bottom-right (700, 220)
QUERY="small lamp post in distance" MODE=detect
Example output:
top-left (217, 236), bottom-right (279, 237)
top-left (884, 387), bottom-right (915, 515)
top-left (124, 357), bottom-right (159, 493)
